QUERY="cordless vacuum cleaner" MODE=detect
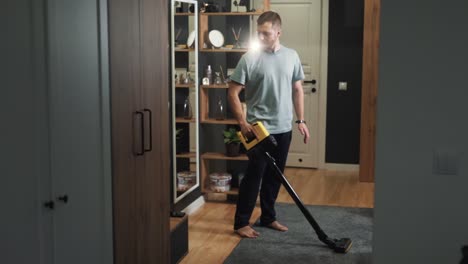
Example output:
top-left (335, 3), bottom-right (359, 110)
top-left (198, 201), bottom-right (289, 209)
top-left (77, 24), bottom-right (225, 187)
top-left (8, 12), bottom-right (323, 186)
top-left (237, 122), bottom-right (353, 253)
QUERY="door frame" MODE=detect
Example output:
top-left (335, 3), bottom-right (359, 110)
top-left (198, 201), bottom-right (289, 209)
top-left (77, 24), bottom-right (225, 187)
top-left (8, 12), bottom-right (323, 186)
top-left (359, 0), bottom-right (380, 182)
top-left (317, 0), bottom-right (380, 183)
top-left (317, 0), bottom-right (329, 169)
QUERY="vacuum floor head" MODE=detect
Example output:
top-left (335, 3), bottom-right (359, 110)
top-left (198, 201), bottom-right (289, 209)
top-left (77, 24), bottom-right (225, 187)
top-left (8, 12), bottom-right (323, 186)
top-left (331, 238), bottom-right (353, 253)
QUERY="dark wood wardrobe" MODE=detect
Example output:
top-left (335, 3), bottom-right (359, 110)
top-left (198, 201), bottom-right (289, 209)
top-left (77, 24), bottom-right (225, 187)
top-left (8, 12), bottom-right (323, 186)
top-left (108, 0), bottom-right (171, 263)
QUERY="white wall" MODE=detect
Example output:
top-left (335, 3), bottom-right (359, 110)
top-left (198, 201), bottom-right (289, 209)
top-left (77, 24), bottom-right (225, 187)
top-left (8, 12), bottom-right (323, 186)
top-left (373, 1), bottom-right (468, 263)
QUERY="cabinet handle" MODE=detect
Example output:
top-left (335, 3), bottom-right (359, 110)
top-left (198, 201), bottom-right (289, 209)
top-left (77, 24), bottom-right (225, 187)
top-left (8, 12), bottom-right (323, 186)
top-left (135, 111), bottom-right (145, 156)
top-left (57, 195), bottom-right (68, 203)
top-left (143, 108), bottom-right (152, 152)
top-left (44, 200), bottom-right (55, 210)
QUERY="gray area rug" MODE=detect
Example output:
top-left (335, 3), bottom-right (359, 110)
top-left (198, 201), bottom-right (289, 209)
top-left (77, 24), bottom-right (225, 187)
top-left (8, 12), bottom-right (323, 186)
top-left (224, 203), bottom-right (373, 264)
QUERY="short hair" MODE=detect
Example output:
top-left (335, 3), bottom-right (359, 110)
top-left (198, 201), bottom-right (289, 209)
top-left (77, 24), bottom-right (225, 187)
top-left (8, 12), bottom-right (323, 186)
top-left (257, 11), bottom-right (282, 28)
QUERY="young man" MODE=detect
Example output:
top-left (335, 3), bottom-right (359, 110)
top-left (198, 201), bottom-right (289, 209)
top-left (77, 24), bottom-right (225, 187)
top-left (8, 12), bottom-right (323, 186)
top-left (228, 11), bottom-right (310, 238)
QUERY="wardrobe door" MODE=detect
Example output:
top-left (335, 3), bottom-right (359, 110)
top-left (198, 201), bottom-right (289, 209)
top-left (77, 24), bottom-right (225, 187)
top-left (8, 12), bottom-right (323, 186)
top-left (108, 0), bottom-right (144, 262)
top-left (109, 0), bottom-right (170, 262)
top-left (140, 0), bottom-right (171, 261)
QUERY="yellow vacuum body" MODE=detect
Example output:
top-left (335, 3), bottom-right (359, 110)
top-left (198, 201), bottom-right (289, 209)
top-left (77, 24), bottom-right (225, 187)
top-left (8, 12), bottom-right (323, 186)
top-left (237, 122), bottom-right (271, 151)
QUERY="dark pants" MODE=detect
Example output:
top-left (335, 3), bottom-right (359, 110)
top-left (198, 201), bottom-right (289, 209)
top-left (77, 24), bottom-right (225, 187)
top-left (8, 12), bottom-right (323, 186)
top-left (234, 131), bottom-right (292, 230)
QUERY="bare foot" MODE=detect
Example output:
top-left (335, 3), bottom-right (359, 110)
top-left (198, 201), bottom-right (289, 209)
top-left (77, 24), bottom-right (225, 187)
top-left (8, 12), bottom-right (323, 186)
top-left (267, 221), bottom-right (288, 232)
top-left (235, 226), bottom-right (260, 238)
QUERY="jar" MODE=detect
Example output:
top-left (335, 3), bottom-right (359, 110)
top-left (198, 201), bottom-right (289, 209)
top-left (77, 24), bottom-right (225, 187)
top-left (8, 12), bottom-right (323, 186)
top-left (209, 172), bottom-right (232, 192)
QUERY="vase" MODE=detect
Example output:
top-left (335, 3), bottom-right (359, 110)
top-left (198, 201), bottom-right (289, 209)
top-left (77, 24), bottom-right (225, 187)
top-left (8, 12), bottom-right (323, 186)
top-left (183, 96), bottom-right (192, 119)
top-left (214, 96), bottom-right (225, 120)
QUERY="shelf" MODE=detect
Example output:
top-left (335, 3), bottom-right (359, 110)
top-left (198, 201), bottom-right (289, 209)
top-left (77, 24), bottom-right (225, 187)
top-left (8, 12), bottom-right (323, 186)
top-left (201, 118), bottom-right (237, 124)
top-left (175, 12), bottom-right (194, 16)
top-left (201, 153), bottom-right (248, 195)
top-left (200, 48), bottom-right (248, 53)
top-left (200, 12), bottom-right (263, 16)
top-left (200, 84), bottom-right (229, 89)
top-left (176, 152), bottom-right (197, 158)
top-left (175, 48), bottom-right (195, 52)
top-left (199, 84), bottom-right (235, 124)
top-left (175, 84), bottom-right (195, 88)
top-left (176, 117), bottom-right (196, 123)
top-left (201, 152), bottom-right (248, 161)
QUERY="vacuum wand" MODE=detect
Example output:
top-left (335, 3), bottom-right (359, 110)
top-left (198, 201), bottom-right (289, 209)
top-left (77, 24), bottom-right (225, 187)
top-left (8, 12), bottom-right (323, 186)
top-left (238, 122), bottom-right (352, 253)
top-left (264, 152), bottom-right (352, 253)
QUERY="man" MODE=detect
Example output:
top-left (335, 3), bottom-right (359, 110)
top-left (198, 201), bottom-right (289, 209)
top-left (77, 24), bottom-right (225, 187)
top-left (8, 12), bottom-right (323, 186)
top-left (228, 11), bottom-right (310, 238)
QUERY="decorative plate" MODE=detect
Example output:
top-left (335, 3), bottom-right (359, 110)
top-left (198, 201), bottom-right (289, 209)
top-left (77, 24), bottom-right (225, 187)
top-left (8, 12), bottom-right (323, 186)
top-left (187, 30), bottom-right (196, 48)
top-left (208, 30), bottom-right (224, 48)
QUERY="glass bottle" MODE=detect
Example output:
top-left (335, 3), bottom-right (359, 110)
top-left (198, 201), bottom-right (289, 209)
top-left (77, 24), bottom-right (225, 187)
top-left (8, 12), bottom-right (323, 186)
top-left (183, 96), bottom-right (193, 119)
top-left (187, 72), bottom-right (194, 84)
top-left (214, 96), bottom-right (225, 120)
top-left (206, 65), bottom-right (212, 85)
top-left (214, 72), bottom-right (222, 85)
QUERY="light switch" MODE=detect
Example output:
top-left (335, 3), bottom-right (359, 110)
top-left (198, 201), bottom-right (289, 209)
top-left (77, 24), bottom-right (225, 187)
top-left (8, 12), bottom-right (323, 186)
top-left (338, 82), bottom-right (347, 91)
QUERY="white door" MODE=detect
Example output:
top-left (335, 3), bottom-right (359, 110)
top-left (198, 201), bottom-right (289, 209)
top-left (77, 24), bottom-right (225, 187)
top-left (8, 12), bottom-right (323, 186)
top-left (270, 0), bottom-right (323, 168)
top-left (47, 0), bottom-right (113, 263)
top-left (1, 2), bottom-right (54, 264)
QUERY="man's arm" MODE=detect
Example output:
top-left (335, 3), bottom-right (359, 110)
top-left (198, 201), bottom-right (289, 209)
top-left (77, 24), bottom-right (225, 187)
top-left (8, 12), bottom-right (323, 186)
top-left (227, 81), bottom-right (254, 137)
top-left (292, 80), bottom-right (310, 143)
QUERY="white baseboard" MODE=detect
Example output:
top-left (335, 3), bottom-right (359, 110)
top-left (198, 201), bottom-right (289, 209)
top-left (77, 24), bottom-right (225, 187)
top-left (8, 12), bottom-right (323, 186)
top-left (182, 195), bottom-right (205, 215)
top-left (324, 163), bottom-right (360, 171)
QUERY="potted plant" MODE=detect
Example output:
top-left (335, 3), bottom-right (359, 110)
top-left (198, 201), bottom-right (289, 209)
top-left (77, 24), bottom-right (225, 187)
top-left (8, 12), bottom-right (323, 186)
top-left (223, 127), bottom-right (241, 157)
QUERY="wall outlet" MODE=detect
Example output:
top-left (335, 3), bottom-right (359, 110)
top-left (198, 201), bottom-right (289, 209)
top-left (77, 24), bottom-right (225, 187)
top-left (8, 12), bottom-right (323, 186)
top-left (338, 81), bottom-right (348, 91)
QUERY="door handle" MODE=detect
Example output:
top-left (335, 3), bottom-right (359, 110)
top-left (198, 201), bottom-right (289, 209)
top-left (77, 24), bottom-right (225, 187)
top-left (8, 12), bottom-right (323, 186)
top-left (143, 108), bottom-right (153, 152)
top-left (304, 79), bottom-right (317, 84)
top-left (134, 111), bottom-right (145, 156)
top-left (57, 195), bottom-right (69, 203)
top-left (44, 200), bottom-right (55, 210)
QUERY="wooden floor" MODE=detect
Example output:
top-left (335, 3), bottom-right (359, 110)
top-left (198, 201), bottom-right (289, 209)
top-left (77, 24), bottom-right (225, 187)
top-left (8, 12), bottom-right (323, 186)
top-left (179, 168), bottom-right (374, 264)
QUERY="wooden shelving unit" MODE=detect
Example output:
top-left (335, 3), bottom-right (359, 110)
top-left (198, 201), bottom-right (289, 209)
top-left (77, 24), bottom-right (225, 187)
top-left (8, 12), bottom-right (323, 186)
top-left (175, 12), bottom-right (194, 16)
top-left (176, 117), bottom-right (196, 123)
top-left (198, 10), bottom-right (265, 51)
top-left (198, 0), bottom-right (270, 198)
top-left (200, 152), bottom-right (248, 194)
top-left (175, 84), bottom-right (195, 88)
top-left (175, 48), bottom-right (195, 52)
top-left (200, 84), bottom-right (237, 124)
top-left (176, 152), bottom-right (197, 158)
top-left (200, 12), bottom-right (263, 16)
top-left (201, 118), bottom-right (237, 124)
top-left (200, 48), bottom-right (248, 53)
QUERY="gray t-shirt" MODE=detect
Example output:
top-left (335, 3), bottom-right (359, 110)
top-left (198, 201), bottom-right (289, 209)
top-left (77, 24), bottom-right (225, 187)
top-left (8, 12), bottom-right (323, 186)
top-left (230, 45), bottom-right (305, 134)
